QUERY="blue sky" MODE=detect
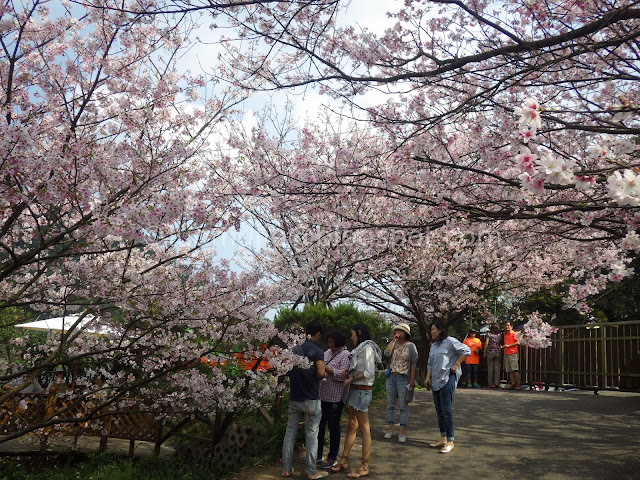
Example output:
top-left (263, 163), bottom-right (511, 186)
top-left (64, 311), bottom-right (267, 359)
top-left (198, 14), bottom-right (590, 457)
top-left (209, 0), bottom-right (397, 268)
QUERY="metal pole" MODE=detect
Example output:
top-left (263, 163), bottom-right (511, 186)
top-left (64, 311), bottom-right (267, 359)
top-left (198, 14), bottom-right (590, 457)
top-left (600, 325), bottom-right (607, 389)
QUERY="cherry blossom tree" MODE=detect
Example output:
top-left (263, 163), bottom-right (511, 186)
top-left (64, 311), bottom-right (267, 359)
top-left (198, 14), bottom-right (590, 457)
top-left (216, 0), bottom-right (640, 313)
top-left (0, 0), bottom-right (314, 445)
top-left (4, 2), bottom-right (631, 451)
top-left (221, 107), bottom-right (412, 309)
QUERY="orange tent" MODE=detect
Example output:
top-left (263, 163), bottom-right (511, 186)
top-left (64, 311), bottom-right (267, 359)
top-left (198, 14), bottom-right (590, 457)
top-left (201, 345), bottom-right (274, 372)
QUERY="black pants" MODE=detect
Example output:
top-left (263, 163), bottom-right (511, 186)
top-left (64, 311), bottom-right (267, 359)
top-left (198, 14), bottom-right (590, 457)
top-left (317, 400), bottom-right (344, 461)
top-left (464, 364), bottom-right (479, 384)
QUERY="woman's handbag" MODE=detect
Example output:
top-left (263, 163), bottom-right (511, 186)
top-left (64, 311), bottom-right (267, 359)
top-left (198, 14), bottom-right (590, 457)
top-left (406, 383), bottom-right (415, 403)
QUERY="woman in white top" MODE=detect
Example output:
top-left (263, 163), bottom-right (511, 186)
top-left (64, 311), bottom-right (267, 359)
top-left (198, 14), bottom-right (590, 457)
top-left (332, 323), bottom-right (382, 478)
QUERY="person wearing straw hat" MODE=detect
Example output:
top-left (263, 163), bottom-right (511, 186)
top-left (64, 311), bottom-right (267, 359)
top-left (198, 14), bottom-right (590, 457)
top-left (382, 322), bottom-right (418, 443)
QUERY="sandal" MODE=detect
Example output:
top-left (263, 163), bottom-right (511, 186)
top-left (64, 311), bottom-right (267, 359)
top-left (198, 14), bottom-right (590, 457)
top-left (307, 471), bottom-right (329, 479)
top-left (346, 461), bottom-right (369, 478)
top-left (282, 467), bottom-right (295, 477)
top-left (331, 456), bottom-right (348, 473)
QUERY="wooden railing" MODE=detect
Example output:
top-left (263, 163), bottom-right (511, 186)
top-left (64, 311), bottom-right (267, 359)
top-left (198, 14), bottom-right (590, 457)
top-left (0, 391), bottom-right (163, 453)
top-left (521, 320), bottom-right (640, 390)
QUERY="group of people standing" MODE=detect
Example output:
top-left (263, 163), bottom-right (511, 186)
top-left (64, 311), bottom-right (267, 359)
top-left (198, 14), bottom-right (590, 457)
top-left (281, 318), bottom-right (477, 479)
top-left (281, 321), bottom-right (382, 479)
top-left (463, 321), bottom-right (521, 389)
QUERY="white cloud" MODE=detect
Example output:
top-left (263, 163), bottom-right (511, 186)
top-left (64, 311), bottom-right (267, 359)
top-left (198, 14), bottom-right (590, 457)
top-left (241, 109), bottom-right (258, 133)
top-left (340, 0), bottom-right (399, 34)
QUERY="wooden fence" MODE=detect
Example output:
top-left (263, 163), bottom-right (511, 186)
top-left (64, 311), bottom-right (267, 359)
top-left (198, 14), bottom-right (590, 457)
top-left (0, 391), bottom-right (163, 454)
top-left (521, 320), bottom-right (640, 391)
top-left (1, 392), bottom-right (266, 466)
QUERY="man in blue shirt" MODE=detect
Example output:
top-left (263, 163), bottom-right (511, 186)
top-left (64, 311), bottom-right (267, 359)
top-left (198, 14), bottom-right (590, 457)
top-left (282, 321), bottom-right (327, 479)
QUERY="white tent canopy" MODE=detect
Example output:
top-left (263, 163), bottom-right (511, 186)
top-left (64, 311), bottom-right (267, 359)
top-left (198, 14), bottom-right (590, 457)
top-left (15, 315), bottom-right (113, 336)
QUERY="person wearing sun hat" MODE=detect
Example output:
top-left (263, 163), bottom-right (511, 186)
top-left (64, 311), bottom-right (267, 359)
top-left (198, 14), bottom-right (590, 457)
top-left (382, 322), bottom-right (418, 443)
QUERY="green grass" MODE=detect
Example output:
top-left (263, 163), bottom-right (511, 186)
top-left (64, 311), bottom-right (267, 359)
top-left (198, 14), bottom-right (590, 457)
top-left (0, 453), bottom-right (221, 480)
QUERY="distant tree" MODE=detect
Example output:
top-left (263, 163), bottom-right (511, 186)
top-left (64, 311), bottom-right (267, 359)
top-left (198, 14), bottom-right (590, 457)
top-left (589, 256), bottom-right (640, 322)
top-left (274, 303), bottom-right (391, 350)
top-left (516, 254), bottom-right (640, 324)
top-left (0, 307), bottom-right (39, 364)
top-left (516, 287), bottom-right (585, 326)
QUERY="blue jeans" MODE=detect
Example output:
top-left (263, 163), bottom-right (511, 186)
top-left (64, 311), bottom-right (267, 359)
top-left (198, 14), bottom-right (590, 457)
top-left (386, 373), bottom-right (409, 426)
top-left (432, 373), bottom-right (457, 441)
top-left (282, 399), bottom-right (322, 474)
top-left (317, 400), bottom-right (343, 461)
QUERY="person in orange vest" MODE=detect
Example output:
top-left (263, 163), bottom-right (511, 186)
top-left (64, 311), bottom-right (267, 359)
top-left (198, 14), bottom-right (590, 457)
top-left (463, 329), bottom-right (483, 388)
top-left (501, 321), bottom-right (521, 390)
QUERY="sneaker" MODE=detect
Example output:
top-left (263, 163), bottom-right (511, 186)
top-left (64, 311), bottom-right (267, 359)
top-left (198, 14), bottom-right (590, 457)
top-left (320, 459), bottom-right (337, 469)
top-left (398, 434), bottom-right (407, 443)
top-left (384, 430), bottom-right (394, 439)
top-left (439, 443), bottom-right (454, 453)
top-left (473, 383), bottom-right (482, 389)
top-left (466, 383), bottom-right (472, 388)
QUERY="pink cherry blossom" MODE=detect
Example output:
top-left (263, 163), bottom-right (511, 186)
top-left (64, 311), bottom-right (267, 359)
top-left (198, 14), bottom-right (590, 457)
top-left (515, 150), bottom-right (537, 175)
top-left (519, 312), bottom-right (558, 349)
top-left (621, 231), bottom-right (640, 251)
top-left (518, 172), bottom-right (545, 194)
top-left (575, 175), bottom-right (596, 190)
top-left (514, 98), bottom-right (543, 131)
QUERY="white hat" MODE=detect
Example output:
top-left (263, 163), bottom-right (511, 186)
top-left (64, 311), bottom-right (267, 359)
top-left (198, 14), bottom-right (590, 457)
top-left (392, 323), bottom-right (411, 337)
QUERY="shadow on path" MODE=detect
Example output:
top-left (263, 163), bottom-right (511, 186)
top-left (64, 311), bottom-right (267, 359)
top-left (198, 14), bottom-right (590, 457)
top-left (227, 388), bottom-right (640, 480)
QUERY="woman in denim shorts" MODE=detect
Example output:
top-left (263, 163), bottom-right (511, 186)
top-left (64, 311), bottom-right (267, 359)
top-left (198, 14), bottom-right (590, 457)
top-left (332, 323), bottom-right (382, 478)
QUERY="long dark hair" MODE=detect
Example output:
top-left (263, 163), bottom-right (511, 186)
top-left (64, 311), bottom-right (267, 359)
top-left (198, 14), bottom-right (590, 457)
top-left (430, 319), bottom-right (449, 344)
top-left (351, 323), bottom-right (371, 346)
